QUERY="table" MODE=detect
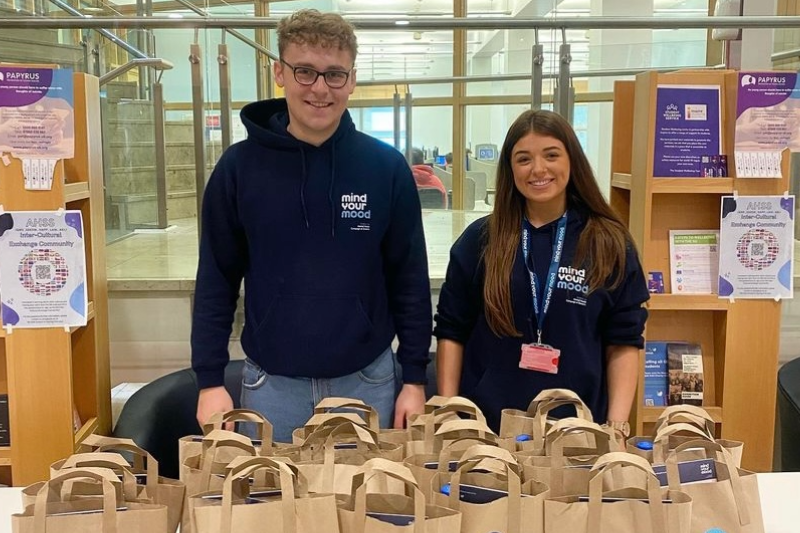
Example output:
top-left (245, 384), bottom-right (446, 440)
top-left (1, 473), bottom-right (799, 532)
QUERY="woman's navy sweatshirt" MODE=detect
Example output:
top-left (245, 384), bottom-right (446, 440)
top-left (434, 213), bottom-right (649, 431)
top-left (191, 99), bottom-right (432, 390)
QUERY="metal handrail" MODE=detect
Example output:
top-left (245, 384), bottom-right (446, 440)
top-left (47, 0), bottom-right (147, 59)
top-left (99, 57), bottom-right (174, 86)
top-left (772, 48), bottom-right (800, 62)
top-left (171, 0), bottom-right (277, 61)
top-left (357, 64), bottom-right (725, 88)
top-left (0, 15), bottom-right (796, 30)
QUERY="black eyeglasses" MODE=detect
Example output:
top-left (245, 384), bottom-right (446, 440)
top-left (279, 59), bottom-right (352, 89)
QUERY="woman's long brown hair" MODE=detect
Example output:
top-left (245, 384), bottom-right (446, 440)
top-left (483, 109), bottom-right (634, 338)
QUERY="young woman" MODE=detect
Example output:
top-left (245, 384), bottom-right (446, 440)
top-left (434, 109), bottom-right (649, 434)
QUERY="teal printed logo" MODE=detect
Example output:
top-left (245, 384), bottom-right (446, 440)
top-left (341, 193), bottom-right (371, 219)
top-left (557, 265), bottom-right (589, 294)
top-left (705, 529), bottom-right (727, 533)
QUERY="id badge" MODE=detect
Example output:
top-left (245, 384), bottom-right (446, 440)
top-left (519, 343), bottom-right (560, 374)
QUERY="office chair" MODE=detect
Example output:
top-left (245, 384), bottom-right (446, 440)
top-left (778, 357), bottom-right (800, 471)
top-left (418, 187), bottom-right (446, 209)
top-left (112, 360), bottom-right (244, 479)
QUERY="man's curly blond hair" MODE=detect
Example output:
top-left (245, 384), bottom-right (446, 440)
top-left (277, 9), bottom-right (358, 62)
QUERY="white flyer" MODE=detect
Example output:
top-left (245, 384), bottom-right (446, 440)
top-left (669, 230), bottom-right (720, 294)
top-left (718, 195), bottom-right (795, 299)
top-left (0, 210), bottom-right (87, 328)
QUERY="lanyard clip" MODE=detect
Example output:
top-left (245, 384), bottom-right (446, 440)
top-left (537, 329), bottom-right (543, 345)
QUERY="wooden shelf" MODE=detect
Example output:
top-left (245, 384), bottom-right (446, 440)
top-left (651, 178), bottom-right (734, 194)
top-left (74, 417), bottom-right (98, 450)
top-left (646, 294), bottom-right (730, 311)
top-left (64, 181), bottom-right (90, 203)
top-left (641, 406), bottom-right (723, 424)
top-left (611, 172), bottom-right (632, 190)
top-left (611, 175), bottom-right (735, 194)
top-left (0, 447), bottom-right (10, 467)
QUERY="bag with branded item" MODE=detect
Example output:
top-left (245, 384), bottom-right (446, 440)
top-left (13, 467), bottom-right (168, 533)
top-left (337, 458), bottom-right (461, 533)
top-left (405, 397), bottom-right (492, 457)
top-left (403, 425), bottom-right (500, 499)
top-left (180, 430), bottom-right (261, 533)
top-left (520, 418), bottom-right (635, 497)
top-left (274, 422), bottom-right (405, 495)
top-left (50, 440), bottom-right (186, 533)
top-left (663, 440), bottom-right (764, 533)
top-left (21, 453), bottom-right (142, 508)
top-left (627, 422), bottom-right (743, 468)
top-left (499, 389), bottom-right (595, 454)
top-left (431, 445), bottom-right (549, 533)
top-left (543, 453), bottom-right (693, 533)
top-left (650, 405), bottom-right (744, 467)
top-left (189, 456), bottom-right (339, 533)
top-left (178, 409), bottom-right (277, 468)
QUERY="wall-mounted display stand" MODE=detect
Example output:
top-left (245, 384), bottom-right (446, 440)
top-left (0, 70), bottom-right (111, 486)
top-left (610, 70), bottom-right (789, 472)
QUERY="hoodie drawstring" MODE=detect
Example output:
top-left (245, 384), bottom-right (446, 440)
top-left (299, 146), bottom-right (310, 229)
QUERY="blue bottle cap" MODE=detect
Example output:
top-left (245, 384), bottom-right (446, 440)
top-left (440, 483), bottom-right (451, 496)
top-left (515, 434), bottom-right (532, 442)
top-left (635, 440), bottom-right (654, 451)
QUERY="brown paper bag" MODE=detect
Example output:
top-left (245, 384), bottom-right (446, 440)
top-left (406, 397), bottom-right (487, 449)
top-left (544, 452), bottom-right (692, 533)
top-left (337, 458), bottom-right (461, 533)
top-left (180, 430), bottom-right (260, 533)
top-left (664, 440), bottom-right (764, 533)
top-left (628, 422), bottom-right (743, 467)
top-left (59, 441), bottom-right (186, 533)
top-left (499, 389), bottom-right (594, 453)
top-left (404, 435), bottom-right (500, 499)
top-left (405, 417), bottom-right (496, 457)
top-left (652, 405), bottom-right (716, 437)
top-left (276, 422), bottom-right (405, 495)
top-left (291, 398), bottom-right (382, 444)
top-left (13, 468), bottom-right (168, 533)
top-left (431, 447), bottom-right (548, 533)
top-left (521, 418), bottom-right (617, 496)
top-left (190, 456), bottom-right (339, 533)
top-left (179, 409), bottom-right (276, 467)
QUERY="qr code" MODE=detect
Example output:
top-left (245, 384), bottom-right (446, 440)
top-left (644, 399), bottom-right (654, 406)
top-left (751, 242), bottom-right (764, 256)
top-left (35, 264), bottom-right (51, 280)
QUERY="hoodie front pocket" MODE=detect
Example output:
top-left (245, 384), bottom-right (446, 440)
top-left (253, 294), bottom-right (374, 357)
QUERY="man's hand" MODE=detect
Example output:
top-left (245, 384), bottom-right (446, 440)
top-left (196, 386), bottom-right (234, 430)
top-left (393, 384), bottom-right (426, 429)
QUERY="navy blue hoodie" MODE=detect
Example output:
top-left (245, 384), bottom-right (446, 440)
top-left (192, 99), bottom-right (432, 390)
top-left (434, 212), bottom-right (649, 431)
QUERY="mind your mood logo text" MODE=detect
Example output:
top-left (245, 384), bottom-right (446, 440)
top-left (341, 193), bottom-right (371, 219)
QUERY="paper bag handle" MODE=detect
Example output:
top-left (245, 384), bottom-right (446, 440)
top-left (219, 457), bottom-right (300, 533)
top-left (34, 468), bottom-right (119, 533)
top-left (312, 398), bottom-right (380, 432)
top-left (352, 459), bottom-right (424, 533)
top-left (587, 453), bottom-right (665, 533)
top-left (55, 454), bottom-right (141, 501)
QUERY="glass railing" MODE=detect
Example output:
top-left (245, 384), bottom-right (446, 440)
top-left (1, 10), bottom-right (799, 360)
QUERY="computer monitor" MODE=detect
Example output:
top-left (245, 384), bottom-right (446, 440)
top-left (475, 143), bottom-right (498, 161)
top-left (435, 155), bottom-right (447, 166)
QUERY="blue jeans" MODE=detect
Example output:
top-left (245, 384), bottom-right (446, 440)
top-left (239, 346), bottom-right (400, 444)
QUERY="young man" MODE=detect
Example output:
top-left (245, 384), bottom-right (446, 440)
top-left (191, 9), bottom-right (432, 442)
